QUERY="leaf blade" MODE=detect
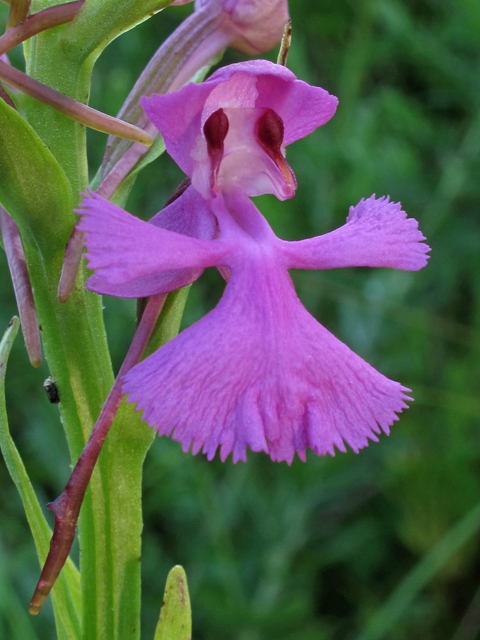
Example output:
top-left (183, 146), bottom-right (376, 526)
top-left (0, 98), bottom-right (74, 258)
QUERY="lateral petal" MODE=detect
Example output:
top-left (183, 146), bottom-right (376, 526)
top-left (86, 186), bottom-right (217, 298)
top-left (77, 191), bottom-right (231, 296)
top-left (280, 195), bottom-right (430, 271)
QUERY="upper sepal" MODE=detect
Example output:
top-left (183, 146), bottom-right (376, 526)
top-left (141, 60), bottom-right (338, 178)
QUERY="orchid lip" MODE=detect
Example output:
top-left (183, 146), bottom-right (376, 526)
top-left (78, 188), bottom-right (428, 464)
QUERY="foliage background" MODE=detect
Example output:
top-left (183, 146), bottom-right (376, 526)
top-left (0, 0), bottom-right (479, 638)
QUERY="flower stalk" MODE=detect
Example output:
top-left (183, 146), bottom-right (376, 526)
top-left (57, 227), bottom-right (87, 304)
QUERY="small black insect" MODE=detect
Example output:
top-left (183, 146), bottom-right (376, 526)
top-left (43, 377), bottom-right (60, 404)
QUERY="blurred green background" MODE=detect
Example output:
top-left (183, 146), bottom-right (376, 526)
top-left (1, 0), bottom-right (480, 638)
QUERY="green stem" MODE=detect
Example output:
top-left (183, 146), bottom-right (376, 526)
top-left (20, 14), bottom-right (118, 640)
top-left (30, 294), bottom-right (167, 617)
top-left (22, 243), bottom-right (115, 639)
top-left (108, 287), bottom-right (191, 640)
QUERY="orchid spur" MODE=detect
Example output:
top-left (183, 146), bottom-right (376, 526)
top-left (79, 60), bottom-right (430, 464)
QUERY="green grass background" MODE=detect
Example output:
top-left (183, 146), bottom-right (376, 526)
top-left (1, 0), bottom-right (480, 638)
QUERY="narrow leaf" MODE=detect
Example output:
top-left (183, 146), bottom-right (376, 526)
top-left (0, 536), bottom-right (40, 640)
top-left (0, 318), bottom-right (81, 639)
top-left (154, 566), bottom-right (192, 640)
top-left (0, 97), bottom-right (74, 258)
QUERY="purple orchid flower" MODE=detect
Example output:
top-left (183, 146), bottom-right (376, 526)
top-left (78, 60), bottom-right (430, 464)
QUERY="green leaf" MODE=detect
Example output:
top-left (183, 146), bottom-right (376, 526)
top-left (154, 566), bottom-right (192, 640)
top-left (105, 288), bottom-right (191, 639)
top-left (356, 499), bottom-right (480, 640)
top-left (0, 98), bottom-right (74, 258)
top-left (0, 317), bottom-right (82, 640)
top-left (130, 134), bottom-right (166, 180)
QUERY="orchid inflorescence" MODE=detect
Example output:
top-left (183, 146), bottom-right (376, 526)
top-left (0, 0), bottom-right (430, 634)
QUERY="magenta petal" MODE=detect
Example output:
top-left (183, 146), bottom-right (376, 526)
top-left (77, 191), bottom-right (231, 296)
top-left (280, 195), bottom-right (430, 271)
top-left (123, 258), bottom-right (410, 464)
top-left (87, 186), bottom-right (217, 298)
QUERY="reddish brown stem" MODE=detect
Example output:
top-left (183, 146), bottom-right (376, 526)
top-left (56, 226), bottom-right (86, 303)
top-left (0, 59), bottom-right (153, 145)
top-left (29, 293), bottom-right (167, 615)
top-left (0, 1), bottom-right (85, 56)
